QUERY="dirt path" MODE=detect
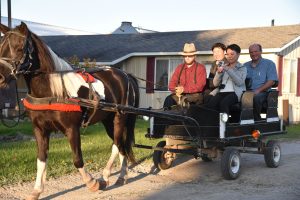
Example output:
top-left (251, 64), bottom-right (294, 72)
top-left (1, 140), bottom-right (300, 200)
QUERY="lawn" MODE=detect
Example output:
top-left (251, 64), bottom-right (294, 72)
top-left (0, 119), bottom-right (160, 186)
top-left (0, 119), bottom-right (299, 186)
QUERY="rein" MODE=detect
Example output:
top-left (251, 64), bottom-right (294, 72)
top-left (130, 74), bottom-right (167, 91)
top-left (0, 79), bottom-right (26, 127)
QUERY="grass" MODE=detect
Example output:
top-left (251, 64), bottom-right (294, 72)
top-left (270, 123), bottom-right (300, 140)
top-left (0, 119), bottom-right (299, 186)
top-left (0, 119), bottom-right (160, 186)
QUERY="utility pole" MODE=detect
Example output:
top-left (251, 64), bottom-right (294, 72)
top-left (0, 0), bottom-right (2, 25)
top-left (7, 0), bottom-right (11, 28)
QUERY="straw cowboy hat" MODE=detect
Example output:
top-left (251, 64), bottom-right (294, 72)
top-left (181, 43), bottom-right (197, 56)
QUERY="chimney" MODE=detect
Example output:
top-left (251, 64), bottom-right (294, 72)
top-left (112, 21), bottom-right (139, 34)
top-left (271, 19), bottom-right (274, 26)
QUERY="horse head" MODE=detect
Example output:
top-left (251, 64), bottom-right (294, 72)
top-left (0, 22), bottom-right (39, 88)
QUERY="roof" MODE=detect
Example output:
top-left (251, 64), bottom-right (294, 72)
top-left (1, 16), bottom-right (98, 36)
top-left (42, 24), bottom-right (300, 65)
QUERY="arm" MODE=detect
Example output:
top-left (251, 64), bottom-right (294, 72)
top-left (168, 65), bottom-right (182, 92)
top-left (254, 80), bottom-right (275, 94)
top-left (224, 64), bottom-right (247, 86)
top-left (254, 60), bottom-right (278, 94)
top-left (213, 70), bottom-right (223, 87)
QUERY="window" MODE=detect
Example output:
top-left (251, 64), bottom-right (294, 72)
top-left (155, 58), bottom-right (182, 91)
top-left (282, 58), bottom-right (297, 93)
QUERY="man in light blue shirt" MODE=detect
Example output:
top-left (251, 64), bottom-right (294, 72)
top-left (244, 44), bottom-right (278, 121)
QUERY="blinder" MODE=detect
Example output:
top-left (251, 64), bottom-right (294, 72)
top-left (0, 30), bottom-right (35, 79)
top-left (15, 31), bottom-right (34, 74)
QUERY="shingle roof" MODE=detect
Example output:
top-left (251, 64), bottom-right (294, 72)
top-left (42, 24), bottom-right (300, 64)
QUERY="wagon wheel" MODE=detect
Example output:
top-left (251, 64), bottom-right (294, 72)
top-left (221, 148), bottom-right (241, 180)
top-left (264, 140), bottom-right (281, 168)
top-left (153, 141), bottom-right (175, 170)
top-left (0, 108), bottom-right (21, 128)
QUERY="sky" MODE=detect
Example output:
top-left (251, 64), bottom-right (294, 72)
top-left (1, 0), bottom-right (300, 34)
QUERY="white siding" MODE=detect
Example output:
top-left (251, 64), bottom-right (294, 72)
top-left (278, 45), bottom-right (300, 123)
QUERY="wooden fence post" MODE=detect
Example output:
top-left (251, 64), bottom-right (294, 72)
top-left (282, 99), bottom-right (289, 126)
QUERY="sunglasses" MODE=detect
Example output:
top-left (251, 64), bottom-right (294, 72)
top-left (184, 55), bottom-right (195, 58)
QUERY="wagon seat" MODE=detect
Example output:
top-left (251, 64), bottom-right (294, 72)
top-left (228, 78), bottom-right (279, 124)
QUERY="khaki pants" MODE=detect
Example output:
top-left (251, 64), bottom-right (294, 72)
top-left (172, 93), bottom-right (204, 105)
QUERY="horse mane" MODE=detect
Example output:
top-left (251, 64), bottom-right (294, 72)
top-left (30, 33), bottom-right (56, 72)
top-left (27, 29), bottom-right (91, 98)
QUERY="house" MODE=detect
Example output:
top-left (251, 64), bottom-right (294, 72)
top-left (42, 24), bottom-right (300, 123)
top-left (1, 21), bottom-right (299, 123)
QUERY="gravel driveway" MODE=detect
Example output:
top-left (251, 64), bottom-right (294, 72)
top-left (1, 140), bottom-right (300, 200)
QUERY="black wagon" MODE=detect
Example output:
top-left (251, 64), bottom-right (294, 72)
top-left (133, 88), bottom-right (286, 180)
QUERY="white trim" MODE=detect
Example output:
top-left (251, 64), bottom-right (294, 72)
top-left (267, 117), bottom-right (280, 122)
top-left (92, 51), bottom-right (210, 65)
top-left (219, 113), bottom-right (226, 139)
top-left (150, 117), bottom-right (154, 136)
top-left (240, 119), bottom-right (255, 125)
top-left (279, 35), bottom-right (300, 52)
top-left (241, 48), bottom-right (281, 54)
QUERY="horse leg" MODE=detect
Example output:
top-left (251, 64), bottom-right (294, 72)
top-left (102, 144), bottom-right (119, 184)
top-left (65, 127), bottom-right (105, 191)
top-left (113, 114), bottom-right (130, 185)
top-left (115, 152), bottom-right (128, 185)
top-left (26, 129), bottom-right (49, 200)
top-left (103, 113), bottom-right (129, 185)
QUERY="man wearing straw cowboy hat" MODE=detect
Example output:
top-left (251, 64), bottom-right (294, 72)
top-left (163, 43), bottom-right (207, 109)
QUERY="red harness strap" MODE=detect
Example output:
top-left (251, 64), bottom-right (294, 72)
top-left (77, 72), bottom-right (96, 83)
top-left (23, 98), bottom-right (82, 112)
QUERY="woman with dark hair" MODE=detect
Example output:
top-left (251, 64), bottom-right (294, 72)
top-left (206, 44), bottom-right (247, 115)
top-left (209, 42), bottom-right (227, 78)
top-left (204, 42), bottom-right (227, 103)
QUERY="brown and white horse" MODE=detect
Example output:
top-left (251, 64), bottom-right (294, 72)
top-left (0, 22), bottom-right (139, 199)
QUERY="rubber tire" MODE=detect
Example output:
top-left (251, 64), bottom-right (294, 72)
top-left (221, 148), bottom-right (241, 180)
top-left (153, 141), bottom-right (174, 170)
top-left (264, 140), bottom-right (281, 168)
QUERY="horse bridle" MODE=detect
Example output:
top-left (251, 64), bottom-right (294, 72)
top-left (0, 31), bottom-right (34, 79)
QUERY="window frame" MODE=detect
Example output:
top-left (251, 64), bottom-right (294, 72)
top-left (154, 57), bottom-right (183, 92)
top-left (282, 58), bottom-right (297, 94)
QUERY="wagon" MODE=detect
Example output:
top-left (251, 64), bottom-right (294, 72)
top-left (131, 89), bottom-right (286, 180)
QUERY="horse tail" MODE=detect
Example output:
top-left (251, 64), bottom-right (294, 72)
top-left (123, 73), bottom-right (140, 163)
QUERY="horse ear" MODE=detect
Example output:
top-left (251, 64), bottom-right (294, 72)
top-left (0, 23), bottom-right (10, 34)
top-left (18, 22), bottom-right (29, 35)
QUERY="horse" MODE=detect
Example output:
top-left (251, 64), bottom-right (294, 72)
top-left (0, 22), bottom-right (139, 200)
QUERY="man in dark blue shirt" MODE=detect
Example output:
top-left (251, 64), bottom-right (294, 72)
top-left (244, 43), bottom-right (278, 121)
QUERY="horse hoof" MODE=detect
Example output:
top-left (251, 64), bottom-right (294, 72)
top-left (115, 177), bottom-right (127, 185)
top-left (86, 178), bottom-right (100, 192)
top-left (26, 190), bottom-right (41, 200)
top-left (99, 180), bottom-right (109, 190)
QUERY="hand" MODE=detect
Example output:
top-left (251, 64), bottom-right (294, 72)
top-left (254, 89), bottom-right (260, 95)
top-left (217, 66), bottom-right (224, 73)
top-left (175, 86), bottom-right (184, 96)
